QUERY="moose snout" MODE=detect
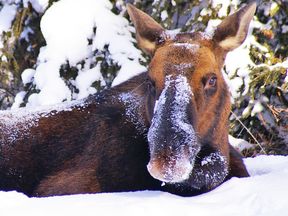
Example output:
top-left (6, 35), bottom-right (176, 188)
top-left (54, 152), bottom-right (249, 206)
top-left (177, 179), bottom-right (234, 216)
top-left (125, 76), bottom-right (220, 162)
top-left (147, 156), bottom-right (193, 183)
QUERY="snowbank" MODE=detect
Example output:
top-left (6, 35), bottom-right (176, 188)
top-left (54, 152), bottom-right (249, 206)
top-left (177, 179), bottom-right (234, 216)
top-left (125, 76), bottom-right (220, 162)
top-left (1, 155), bottom-right (288, 216)
top-left (15, 0), bottom-right (145, 107)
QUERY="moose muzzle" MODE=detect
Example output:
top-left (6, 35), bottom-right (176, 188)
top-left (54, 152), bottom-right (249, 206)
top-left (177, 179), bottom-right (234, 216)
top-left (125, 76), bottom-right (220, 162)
top-left (147, 75), bottom-right (200, 183)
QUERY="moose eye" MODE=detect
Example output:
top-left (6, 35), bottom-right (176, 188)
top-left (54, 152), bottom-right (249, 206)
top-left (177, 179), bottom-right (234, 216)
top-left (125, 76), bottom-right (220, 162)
top-left (208, 76), bottom-right (217, 87)
top-left (202, 74), bottom-right (217, 88)
top-left (202, 74), bottom-right (217, 96)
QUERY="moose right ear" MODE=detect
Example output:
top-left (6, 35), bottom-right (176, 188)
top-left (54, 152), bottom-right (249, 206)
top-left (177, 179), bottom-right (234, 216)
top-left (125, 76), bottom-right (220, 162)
top-left (127, 4), bottom-right (165, 56)
top-left (213, 2), bottom-right (256, 51)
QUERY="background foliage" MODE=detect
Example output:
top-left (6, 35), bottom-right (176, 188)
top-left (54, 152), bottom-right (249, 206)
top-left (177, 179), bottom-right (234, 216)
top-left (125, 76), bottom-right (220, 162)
top-left (0, 0), bottom-right (287, 155)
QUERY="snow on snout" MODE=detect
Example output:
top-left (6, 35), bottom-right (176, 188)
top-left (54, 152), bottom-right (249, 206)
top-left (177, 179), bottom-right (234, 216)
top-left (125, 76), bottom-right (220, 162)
top-left (172, 43), bottom-right (200, 53)
top-left (147, 75), bottom-right (200, 182)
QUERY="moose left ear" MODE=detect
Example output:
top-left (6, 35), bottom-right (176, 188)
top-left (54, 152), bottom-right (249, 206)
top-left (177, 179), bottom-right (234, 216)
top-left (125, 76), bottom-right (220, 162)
top-left (213, 2), bottom-right (256, 51)
top-left (127, 4), bottom-right (165, 56)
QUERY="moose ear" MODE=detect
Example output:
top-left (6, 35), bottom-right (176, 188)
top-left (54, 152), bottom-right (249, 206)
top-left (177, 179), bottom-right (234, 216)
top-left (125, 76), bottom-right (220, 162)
top-left (127, 4), bottom-right (165, 56)
top-left (213, 2), bottom-right (256, 51)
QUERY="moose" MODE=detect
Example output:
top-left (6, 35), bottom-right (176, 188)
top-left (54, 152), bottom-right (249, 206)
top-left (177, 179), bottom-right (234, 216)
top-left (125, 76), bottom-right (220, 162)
top-left (0, 3), bottom-right (256, 197)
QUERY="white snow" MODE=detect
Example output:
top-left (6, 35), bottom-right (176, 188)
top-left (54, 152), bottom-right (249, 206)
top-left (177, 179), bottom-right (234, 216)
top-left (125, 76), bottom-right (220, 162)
top-left (200, 8), bottom-right (212, 17)
top-left (18, 0), bottom-right (145, 107)
top-left (173, 63), bottom-right (194, 71)
top-left (0, 3), bottom-right (17, 48)
top-left (0, 98), bottom-right (88, 141)
top-left (1, 155), bottom-right (288, 216)
top-left (212, 0), bottom-right (230, 17)
top-left (160, 10), bottom-right (168, 21)
top-left (282, 25), bottom-right (288, 34)
top-left (21, 68), bottom-right (36, 85)
top-left (201, 151), bottom-right (226, 167)
top-left (251, 101), bottom-right (264, 116)
top-left (23, 0), bottom-right (48, 13)
top-left (75, 65), bottom-right (105, 99)
top-left (229, 135), bottom-right (254, 151)
top-left (118, 91), bottom-right (146, 133)
top-left (0, 4), bottom-right (17, 31)
top-left (10, 91), bottom-right (26, 109)
top-left (205, 19), bottom-right (221, 39)
top-left (172, 43), bottom-right (200, 52)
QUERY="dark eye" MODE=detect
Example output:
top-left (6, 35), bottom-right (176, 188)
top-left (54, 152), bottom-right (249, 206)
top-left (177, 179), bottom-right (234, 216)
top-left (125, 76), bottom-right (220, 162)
top-left (202, 75), bottom-right (217, 88)
top-left (208, 76), bottom-right (217, 87)
top-left (202, 74), bottom-right (217, 96)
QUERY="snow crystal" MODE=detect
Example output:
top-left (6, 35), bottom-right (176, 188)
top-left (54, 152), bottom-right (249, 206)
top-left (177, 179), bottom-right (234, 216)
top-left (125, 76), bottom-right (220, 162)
top-left (282, 25), bottom-right (288, 34)
top-left (212, 0), bottom-right (230, 17)
top-left (172, 43), bottom-right (200, 53)
top-left (0, 99), bottom-right (88, 142)
top-left (172, 63), bottom-right (194, 73)
top-left (223, 75), bottom-right (243, 100)
top-left (270, 2), bottom-right (279, 15)
top-left (171, 0), bottom-right (176, 6)
top-left (75, 65), bottom-right (105, 99)
top-left (118, 92), bottom-right (146, 134)
top-left (1, 55), bottom-right (7, 62)
top-left (161, 10), bottom-right (168, 21)
top-left (241, 105), bottom-right (251, 118)
top-left (20, 26), bottom-right (34, 42)
top-left (0, 4), bottom-right (17, 49)
top-left (0, 4), bottom-right (17, 32)
top-left (190, 151), bottom-right (228, 190)
top-left (23, 0), bottom-right (48, 13)
top-left (21, 68), bottom-right (36, 85)
top-left (205, 19), bottom-right (221, 39)
top-left (11, 91), bottom-right (26, 110)
top-left (200, 8), bottom-right (211, 17)
top-left (153, 100), bottom-right (159, 114)
top-left (229, 135), bottom-right (254, 152)
top-left (162, 29), bottom-right (181, 41)
top-left (257, 59), bottom-right (288, 84)
top-left (224, 34), bottom-right (254, 99)
top-left (112, 60), bottom-right (145, 87)
top-left (251, 101), bottom-right (264, 116)
top-left (201, 152), bottom-right (226, 167)
top-left (199, 31), bottom-right (213, 40)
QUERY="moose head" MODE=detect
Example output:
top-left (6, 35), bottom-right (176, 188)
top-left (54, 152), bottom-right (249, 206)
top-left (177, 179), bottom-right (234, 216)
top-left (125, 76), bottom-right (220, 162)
top-left (127, 3), bottom-right (256, 190)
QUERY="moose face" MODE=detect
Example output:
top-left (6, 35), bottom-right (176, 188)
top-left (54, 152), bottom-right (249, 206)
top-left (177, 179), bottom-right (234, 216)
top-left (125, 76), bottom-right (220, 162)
top-left (127, 3), bottom-right (256, 188)
top-left (146, 34), bottom-right (229, 183)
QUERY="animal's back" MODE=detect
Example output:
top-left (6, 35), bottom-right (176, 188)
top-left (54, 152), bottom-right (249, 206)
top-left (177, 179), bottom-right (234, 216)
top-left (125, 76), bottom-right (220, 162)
top-left (0, 99), bottom-right (95, 194)
top-left (0, 73), bottom-right (160, 196)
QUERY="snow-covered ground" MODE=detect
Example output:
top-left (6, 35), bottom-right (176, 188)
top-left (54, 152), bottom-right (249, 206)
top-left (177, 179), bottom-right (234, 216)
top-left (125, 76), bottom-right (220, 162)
top-left (1, 155), bottom-right (288, 216)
